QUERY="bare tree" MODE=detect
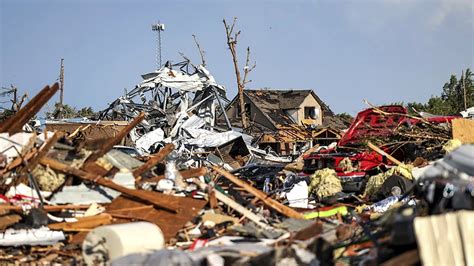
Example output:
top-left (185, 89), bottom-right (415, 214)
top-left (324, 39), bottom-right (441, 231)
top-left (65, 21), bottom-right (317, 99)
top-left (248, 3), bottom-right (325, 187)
top-left (223, 17), bottom-right (256, 130)
top-left (192, 34), bottom-right (206, 67)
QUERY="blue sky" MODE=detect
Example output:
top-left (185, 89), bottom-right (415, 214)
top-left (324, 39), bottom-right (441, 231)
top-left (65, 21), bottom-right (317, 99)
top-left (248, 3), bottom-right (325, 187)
top-left (1, 0), bottom-right (473, 116)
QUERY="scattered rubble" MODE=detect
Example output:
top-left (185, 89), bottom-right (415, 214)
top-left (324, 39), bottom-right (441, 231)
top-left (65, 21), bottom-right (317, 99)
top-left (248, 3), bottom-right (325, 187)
top-left (0, 60), bottom-right (473, 265)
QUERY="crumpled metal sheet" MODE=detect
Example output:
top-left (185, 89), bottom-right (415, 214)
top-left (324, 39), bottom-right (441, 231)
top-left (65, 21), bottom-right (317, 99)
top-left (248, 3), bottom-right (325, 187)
top-left (135, 128), bottom-right (165, 153)
top-left (138, 65), bottom-right (224, 93)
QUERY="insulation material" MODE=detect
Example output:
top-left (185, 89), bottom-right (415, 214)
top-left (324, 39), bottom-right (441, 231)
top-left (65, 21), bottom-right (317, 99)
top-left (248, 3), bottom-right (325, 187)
top-left (338, 157), bottom-right (355, 172)
top-left (363, 164), bottom-right (413, 197)
top-left (443, 139), bottom-right (462, 153)
top-left (31, 165), bottom-right (66, 192)
top-left (96, 156), bottom-right (114, 171)
top-left (308, 168), bottom-right (342, 199)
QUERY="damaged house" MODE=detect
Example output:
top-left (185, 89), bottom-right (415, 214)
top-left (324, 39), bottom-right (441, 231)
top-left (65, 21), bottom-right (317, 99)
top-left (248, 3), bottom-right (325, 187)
top-left (220, 89), bottom-right (341, 155)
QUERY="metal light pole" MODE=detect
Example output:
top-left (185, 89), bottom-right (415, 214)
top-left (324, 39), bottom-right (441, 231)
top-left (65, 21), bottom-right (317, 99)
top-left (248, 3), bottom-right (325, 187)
top-left (151, 22), bottom-right (165, 69)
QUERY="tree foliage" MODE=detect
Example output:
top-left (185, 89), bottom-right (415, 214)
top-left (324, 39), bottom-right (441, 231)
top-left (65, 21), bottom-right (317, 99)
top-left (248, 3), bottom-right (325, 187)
top-left (405, 69), bottom-right (473, 115)
top-left (46, 103), bottom-right (97, 119)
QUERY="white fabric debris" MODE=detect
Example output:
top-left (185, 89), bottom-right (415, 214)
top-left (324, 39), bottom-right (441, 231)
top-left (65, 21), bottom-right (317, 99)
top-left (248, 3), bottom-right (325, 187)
top-left (285, 181), bottom-right (309, 209)
top-left (185, 129), bottom-right (253, 148)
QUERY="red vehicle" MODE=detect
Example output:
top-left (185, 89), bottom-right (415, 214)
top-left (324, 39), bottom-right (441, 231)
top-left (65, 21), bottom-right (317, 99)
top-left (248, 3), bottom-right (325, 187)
top-left (303, 105), bottom-right (457, 191)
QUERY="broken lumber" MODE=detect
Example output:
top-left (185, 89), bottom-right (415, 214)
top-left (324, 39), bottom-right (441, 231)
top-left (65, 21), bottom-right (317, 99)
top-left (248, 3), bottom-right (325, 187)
top-left (21, 131), bottom-right (63, 174)
top-left (367, 141), bottom-right (402, 166)
top-left (192, 178), bottom-right (274, 230)
top-left (140, 167), bottom-right (208, 183)
top-left (48, 213), bottom-right (112, 231)
top-left (210, 165), bottom-right (305, 219)
top-left (132, 143), bottom-right (174, 178)
top-left (40, 157), bottom-right (177, 213)
top-left (84, 112), bottom-right (146, 164)
top-left (0, 204), bottom-right (90, 212)
top-left (1, 83), bottom-right (60, 134)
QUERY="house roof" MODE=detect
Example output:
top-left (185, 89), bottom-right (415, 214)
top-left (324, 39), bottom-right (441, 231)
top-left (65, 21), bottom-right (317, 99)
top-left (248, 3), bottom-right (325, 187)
top-left (244, 89), bottom-right (334, 127)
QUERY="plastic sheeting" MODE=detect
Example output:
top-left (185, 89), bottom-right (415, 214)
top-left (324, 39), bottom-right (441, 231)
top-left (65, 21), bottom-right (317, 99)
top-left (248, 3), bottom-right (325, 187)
top-left (185, 129), bottom-right (253, 148)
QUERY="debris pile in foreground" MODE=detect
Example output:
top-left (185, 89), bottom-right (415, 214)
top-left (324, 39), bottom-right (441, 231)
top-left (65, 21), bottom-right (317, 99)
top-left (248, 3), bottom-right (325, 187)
top-left (1, 64), bottom-right (473, 265)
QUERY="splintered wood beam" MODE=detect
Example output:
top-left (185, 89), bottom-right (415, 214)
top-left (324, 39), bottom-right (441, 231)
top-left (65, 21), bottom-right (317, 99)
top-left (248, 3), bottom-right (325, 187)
top-left (192, 178), bottom-right (274, 230)
top-left (210, 165), bottom-right (305, 219)
top-left (48, 213), bottom-right (112, 231)
top-left (8, 83), bottom-right (60, 135)
top-left (0, 84), bottom-right (50, 133)
top-left (132, 143), bottom-right (175, 178)
top-left (0, 204), bottom-right (90, 212)
top-left (22, 131), bottom-right (63, 174)
top-left (40, 157), bottom-right (177, 213)
top-left (367, 141), bottom-right (402, 166)
top-left (139, 167), bottom-right (208, 183)
top-left (85, 112), bottom-right (146, 164)
top-left (0, 149), bottom-right (36, 176)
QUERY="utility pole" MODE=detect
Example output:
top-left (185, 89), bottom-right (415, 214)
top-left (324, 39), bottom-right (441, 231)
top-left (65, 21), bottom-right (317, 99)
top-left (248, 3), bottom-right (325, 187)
top-left (59, 58), bottom-right (64, 106)
top-left (151, 22), bottom-right (165, 69)
top-left (462, 70), bottom-right (467, 111)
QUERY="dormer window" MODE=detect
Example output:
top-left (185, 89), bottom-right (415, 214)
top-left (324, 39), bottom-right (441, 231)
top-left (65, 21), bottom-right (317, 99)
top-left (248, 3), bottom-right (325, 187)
top-left (305, 106), bottom-right (318, 119)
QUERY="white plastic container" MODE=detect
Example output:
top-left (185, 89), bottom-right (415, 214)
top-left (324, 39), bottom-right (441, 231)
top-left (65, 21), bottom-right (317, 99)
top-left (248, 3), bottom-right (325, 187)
top-left (82, 222), bottom-right (165, 265)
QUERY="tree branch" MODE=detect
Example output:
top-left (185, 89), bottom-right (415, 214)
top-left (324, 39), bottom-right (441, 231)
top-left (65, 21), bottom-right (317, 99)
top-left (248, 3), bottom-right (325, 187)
top-left (192, 34), bottom-right (206, 67)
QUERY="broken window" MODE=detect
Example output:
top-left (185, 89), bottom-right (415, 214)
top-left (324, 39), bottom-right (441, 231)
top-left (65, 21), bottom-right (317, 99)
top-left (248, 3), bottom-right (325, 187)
top-left (304, 107), bottom-right (318, 119)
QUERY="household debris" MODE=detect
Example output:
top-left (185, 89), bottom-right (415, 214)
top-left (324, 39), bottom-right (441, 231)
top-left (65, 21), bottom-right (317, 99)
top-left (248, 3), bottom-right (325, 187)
top-left (0, 65), bottom-right (473, 266)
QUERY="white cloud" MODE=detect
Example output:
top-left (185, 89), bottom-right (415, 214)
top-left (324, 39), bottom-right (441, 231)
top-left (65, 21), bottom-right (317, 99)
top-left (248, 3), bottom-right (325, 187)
top-left (428, 0), bottom-right (473, 28)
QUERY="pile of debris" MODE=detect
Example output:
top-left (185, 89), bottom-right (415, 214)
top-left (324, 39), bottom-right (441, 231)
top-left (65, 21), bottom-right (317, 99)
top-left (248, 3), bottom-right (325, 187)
top-left (1, 62), bottom-right (474, 265)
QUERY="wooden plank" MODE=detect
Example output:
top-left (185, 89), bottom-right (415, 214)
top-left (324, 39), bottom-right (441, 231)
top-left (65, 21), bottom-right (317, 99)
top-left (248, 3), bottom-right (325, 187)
top-left (0, 85), bottom-right (51, 133)
top-left (132, 143), bottom-right (174, 178)
top-left (367, 141), bottom-right (402, 165)
top-left (7, 83), bottom-right (60, 134)
top-left (140, 167), bottom-right (208, 183)
top-left (40, 157), bottom-right (179, 213)
top-left (106, 195), bottom-right (207, 241)
top-left (0, 204), bottom-right (90, 212)
top-left (210, 166), bottom-right (305, 219)
top-left (192, 177), bottom-right (273, 230)
top-left (0, 214), bottom-right (22, 230)
top-left (0, 149), bottom-right (36, 176)
top-left (21, 131), bottom-right (63, 174)
top-left (381, 249), bottom-right (419, 266)
top-left (48, 213), bottom-right (112, 231)
top-left (452, 118), bottom-right (474, 144)
top-left (84, 112), bottom-right (145, 164)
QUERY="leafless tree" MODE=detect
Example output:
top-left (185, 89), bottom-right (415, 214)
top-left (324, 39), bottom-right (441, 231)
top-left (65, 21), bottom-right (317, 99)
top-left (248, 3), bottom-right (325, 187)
top-left (223, 17), bottom-right (256, 130)
top-left (192, 34), bottom-right (206, 67)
